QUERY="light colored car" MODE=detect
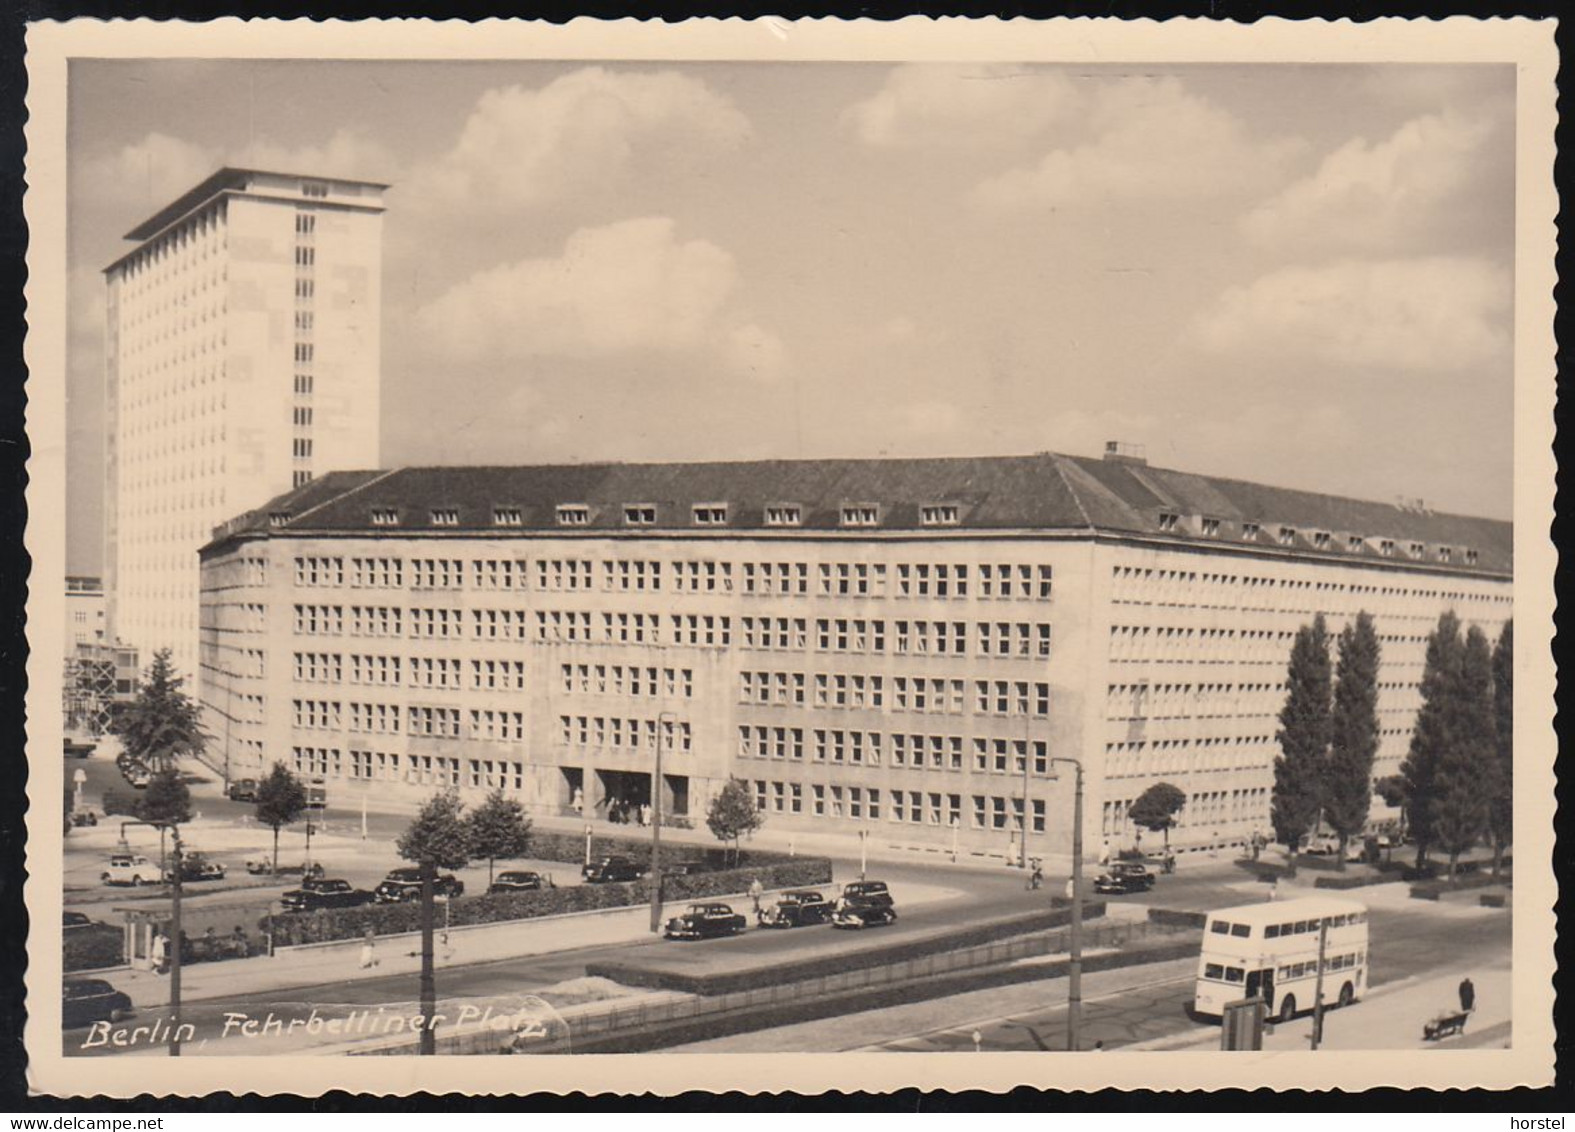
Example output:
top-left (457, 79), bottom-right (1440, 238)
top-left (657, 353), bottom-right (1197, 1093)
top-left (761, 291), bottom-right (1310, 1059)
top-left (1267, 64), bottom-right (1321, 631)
top-left (101, 854), bottom-right (162, 886)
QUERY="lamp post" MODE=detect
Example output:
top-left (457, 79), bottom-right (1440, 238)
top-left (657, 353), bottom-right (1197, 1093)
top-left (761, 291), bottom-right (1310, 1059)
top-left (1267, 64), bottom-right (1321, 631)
top-left (1049, 756), bottom-right (1085, 1052)
top-left (120, 818), bottom-right (183, 1055)
top-left (1020, 737), bottom-right (1032, 872)
top-left (584, 824), bottom-right (593, 869)
top-left (650, 710), bottom-right (675, 933)
top-left (859, 829), bottom-right (868, 881)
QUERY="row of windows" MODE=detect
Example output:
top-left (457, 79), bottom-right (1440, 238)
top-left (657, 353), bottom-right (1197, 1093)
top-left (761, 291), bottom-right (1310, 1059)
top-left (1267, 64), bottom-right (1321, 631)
top-left (746, 780), bottom-right (1045, 832)
top-left (1102, 786), bottom-right (1269, 837)
top-left (737, 726), bottom-right (1054, 777)
top-left (559, 664), bottom-right (695, 699)
top-left (368, 501), bottom-right (984, 532)
top-left (1105, 682), bottom-right (1289, 720)
top-left (558, 715), bottom-right (693, 752)
top-left (291, 652), bottom-right (526, 691)
top-left (1110, 565), bottom-right (1505, 610)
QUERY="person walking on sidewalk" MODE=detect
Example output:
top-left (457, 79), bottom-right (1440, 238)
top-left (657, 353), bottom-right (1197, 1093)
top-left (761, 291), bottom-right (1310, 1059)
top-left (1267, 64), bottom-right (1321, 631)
top-left (360, 930), bottom-right (379, 970)
top-left (1458, 977), bottom-right (1476, 1013)
top-left (150, 931), bottom-right (167, 975)
top-left (749, 876), bottom-right (764, 915)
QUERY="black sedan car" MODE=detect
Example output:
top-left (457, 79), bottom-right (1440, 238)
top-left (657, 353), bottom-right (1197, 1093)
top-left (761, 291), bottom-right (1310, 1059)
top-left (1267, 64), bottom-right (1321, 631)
top-left (280, 878), bottom-right (375, 912)
top-left (758, 889), bottom-right (835, 928)
top-left (582, 855), bottom-right (643, 883)
top-left (63, 911), bottom-right (93, 932)
top-left (663, 902), bottom-right (748, 940)
top-left (62, 977), bottom-right (133, 1028)
top-left (374, 868), bottom-right (465, 903)
top-left (840, 880), bottom-right (895, 908)
top-left (165, 853), bottom-right (227, 883)
top-left (226, 778), bottom-right (260, 802)
top-left (1093, 862), bottom-right (1157, 894)
top-left (831, 897), bottom-right (898, 929)
top-left (488, 870), bottom-right (548, 895)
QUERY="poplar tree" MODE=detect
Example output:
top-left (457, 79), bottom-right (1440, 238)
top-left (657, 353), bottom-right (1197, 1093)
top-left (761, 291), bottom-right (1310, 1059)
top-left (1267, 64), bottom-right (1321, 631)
top-left (1400, 611), bottom-right (1463, 870)
top-left (1325, 612), bottom-right (1381, 869)
top-left (108, 648), bottom-right (207, 774)
top-left (1272, 614), bottom-right (1331, 872)
top-left (1431, 625), bottom-right (1495, 879)
top-left (1488, 621), bottom-right (1514, 876)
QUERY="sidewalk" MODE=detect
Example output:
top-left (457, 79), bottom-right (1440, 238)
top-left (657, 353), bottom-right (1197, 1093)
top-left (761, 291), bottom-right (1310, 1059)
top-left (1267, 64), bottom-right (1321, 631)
top-left (104, 875), bottom-right (966, 1011)
top-left (1129, 962), bottom-right (1512, 1051)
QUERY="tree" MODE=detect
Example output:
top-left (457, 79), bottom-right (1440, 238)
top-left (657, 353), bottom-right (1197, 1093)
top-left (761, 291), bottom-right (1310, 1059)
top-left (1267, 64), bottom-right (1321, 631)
top-left (253, 762), bottom-right (308, 875)
top-left (1488, 621), bottom-right (1514, 876)
top-left (464, 788), bottom-right (533, 886)
top-left (1325, 612), bottom-right (1381, 869)
top-left (1374, 775), bottom-right (1409, 840)
top-left (705, 778), bottom-right (764, 867)
top-left (398, 791), bottom-right (473, 871)
top-left (107, 649), bottom-right (206, 774)
top-left (1401, 612), bottom-right (1464, 870)
top-left (1272, 615), bottom-right (1331, 872)
top-left (1432, 625), bottom-right (1495, 879)
top-left (137, 767), bottom-right (193, 827)
top-left (1128, 782), bottom-right (1186, 855)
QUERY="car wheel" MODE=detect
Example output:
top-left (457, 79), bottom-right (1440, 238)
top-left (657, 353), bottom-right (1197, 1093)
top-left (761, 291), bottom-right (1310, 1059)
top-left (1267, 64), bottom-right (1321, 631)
top-left (1277, 994), bottom-right (1297, 1023)
top-left (1338, 982), bottom-right (1354, 1008)
top-left (108, 1008), bottom-right (126, 1023)
top-left (100, 873), bottom-right (111, 883)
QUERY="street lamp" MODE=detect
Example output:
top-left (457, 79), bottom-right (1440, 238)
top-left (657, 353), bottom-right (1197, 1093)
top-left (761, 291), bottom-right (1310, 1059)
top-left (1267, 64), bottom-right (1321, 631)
top-left (584, 824), bottom-right (594, 869)
top-left (650, 710), bottom-right (676, 933)
top-left (120, 818), bottom-right (184, 1056)
top-left (1049, 755), bottom-right (1085, 1052)
top-left (859, 829), bottom-right (868, 881)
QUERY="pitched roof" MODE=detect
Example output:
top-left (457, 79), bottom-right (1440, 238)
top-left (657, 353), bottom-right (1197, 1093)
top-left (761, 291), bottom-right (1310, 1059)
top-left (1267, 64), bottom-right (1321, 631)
top-left (205, 453), bottom-right (1513, 576)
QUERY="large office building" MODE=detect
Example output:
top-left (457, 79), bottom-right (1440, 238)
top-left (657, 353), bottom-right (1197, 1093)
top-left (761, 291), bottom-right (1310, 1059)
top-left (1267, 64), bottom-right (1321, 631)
top-left (197, 448), bottom-right (1511, 860)
top-left (104, 168), bottom-right (386, 683)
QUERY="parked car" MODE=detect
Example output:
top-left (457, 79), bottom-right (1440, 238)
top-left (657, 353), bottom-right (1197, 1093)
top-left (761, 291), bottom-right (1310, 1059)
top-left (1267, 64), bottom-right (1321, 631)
top-left (62, 977), bottom-right (133, 1028)
top-left (663, 902), bottom-right (748, 939)
top-left (165, 853), bottom-right (227, 883)
top-left (582, 855), bottom-right (643, 883)
top-left (840, 880), bottom-right (895, 908)
top-left (100, 854), bottom-right (162, 887)
top-left (758, 889), bottom-right (835, 928)
top-left (279, 878), bottom-right (374, 912)
top-left (63, 911), bottom-right (93, 932)
top-left (247, 859), bottom-right (324, 879)
top-left (126, 767), bottom-right (151, 789)
top-left (1093, 862), bottom-right (1157, 894)
top-left (662, 860), bottom-right (714, 877)
top-left (226, 778), bottom-right (259, 802)
top-left (488, 870), bottom-right (548, 894)
top-left (1303, 834), bottom-right (1341, 857)
top-left (69, 809), bottom-right (99, 828)
top-left (63, 736), bottom-right (97, 759)
top-left (374, 867), bottom-right (465, 903)
top-left (831, 897), bottom-right (898, 929)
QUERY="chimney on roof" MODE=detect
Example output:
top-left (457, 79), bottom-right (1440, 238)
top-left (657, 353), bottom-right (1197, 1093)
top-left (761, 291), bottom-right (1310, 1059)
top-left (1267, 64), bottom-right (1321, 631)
top-left (1103, 440), bottom-right (1148, 467)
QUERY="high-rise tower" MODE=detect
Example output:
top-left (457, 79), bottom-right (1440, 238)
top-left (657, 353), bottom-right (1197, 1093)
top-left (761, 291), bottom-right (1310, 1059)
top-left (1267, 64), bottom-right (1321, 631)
top-left (104, 168), bottom-right (386, 686)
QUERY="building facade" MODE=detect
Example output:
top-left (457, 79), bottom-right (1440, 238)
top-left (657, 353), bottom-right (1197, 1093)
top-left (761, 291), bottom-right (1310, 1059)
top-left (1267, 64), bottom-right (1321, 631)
top-left (197, 451), bottom-right (1511, 860)
top-left (63, 576), bottom-right (139, 736)
top-left (104, 168), bottom-right (386, 683)
top-left (66, 575), bottom-right (107, 653)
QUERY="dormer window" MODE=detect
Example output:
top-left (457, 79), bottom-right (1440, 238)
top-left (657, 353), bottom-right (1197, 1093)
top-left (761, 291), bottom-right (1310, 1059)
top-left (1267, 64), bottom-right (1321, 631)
top-left (492, 507), bottom-right (523, 527)
top-left (920, 504), bottom-right (961, 527)
top-left (764, 504), bottom-right (802, 527)
top-left (430, 508), bottom-right (459, 527)
top-left (1312, 531), bottom-right (1332, 550)
top-left (1157, 512), bottom-right (1179, 533)
top-left (1348, 535), bottom-right (1365, 553)
top-left (1278, 526), bottom-right (1297, 546)
top-left (1409, 541), bottom-right (1425, 559)
top-left (557, 505), bottom-right (591, 527)
top-left (1379, 539), bottom-right (1396, 558)
top-left (1242, 522), bottom-right (1260, 541)
top-left (693, 504), bottom-right (729, 526)
top-left (268, 510), bottom-right (292, 529)
top-left (1201, 517), bottom-right (1221, 538)
top-left (840, 504), bottom-right (880, 528)
top-left (624, 505), bottom-right (657, 526)
top-left (1437, 546), bottom-right (1453, 563)
top-left (1464, 548), bottom-right (1479, 566)
top-left (370, 508), bottom-right (399, 527)
top-left (301, 180), bottom-right (329, 199)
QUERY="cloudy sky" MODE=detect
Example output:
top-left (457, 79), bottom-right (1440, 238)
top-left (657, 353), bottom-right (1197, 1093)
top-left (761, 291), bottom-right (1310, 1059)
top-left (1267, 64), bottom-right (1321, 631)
top-left (65, 59), bottom-right (1515, 573)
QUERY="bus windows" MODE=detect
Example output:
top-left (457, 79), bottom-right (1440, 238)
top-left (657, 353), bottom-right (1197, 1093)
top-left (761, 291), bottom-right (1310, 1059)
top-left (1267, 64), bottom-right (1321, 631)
top-left (1210, 921), bottom-right (1231, 935)
top-left (1224, 967), bottom-right (1245, 983)
top-left (1265, 924), bottom-right (1281, 938)
top-left (1205, 963), bottom-right (1225, 980)
top-left (1294, 920), bottom-right (1309, 934)
top-left (1230, 923), bottom-right (1251, 938)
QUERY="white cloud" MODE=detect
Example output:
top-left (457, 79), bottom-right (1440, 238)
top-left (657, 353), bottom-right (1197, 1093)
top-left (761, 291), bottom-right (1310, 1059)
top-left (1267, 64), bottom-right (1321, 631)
top-left (1243, 111), bottom-right (1500, 255)
top-left (845, 65), bottom-right (1081, 149)
top-left (972, 77), bottom-right (1300, 210)
top-left (244, 129), bottom-right (399, 184)
top-left (413, 216), bottom-right (782, 379)
top-left (78, 132), bottom-right (220, 211)
top-left (405, 67), bottom-right (750, 215)
top-left (1189, 257), bottom-right (1510, 372)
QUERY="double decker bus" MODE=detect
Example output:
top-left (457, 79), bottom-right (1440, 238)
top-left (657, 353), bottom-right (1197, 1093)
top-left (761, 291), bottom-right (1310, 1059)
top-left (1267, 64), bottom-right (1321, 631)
top-left (1193, 895), bottom-right (1369, 1023)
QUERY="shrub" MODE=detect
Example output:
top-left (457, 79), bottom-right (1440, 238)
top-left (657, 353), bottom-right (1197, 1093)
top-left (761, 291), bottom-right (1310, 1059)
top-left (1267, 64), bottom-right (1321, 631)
top-left (64, 924), bottom-right (125, 972)
top-left (532, 828), bottom-right (797, 870)
top-left (262, 857), bottom-right (833, 947)
top-left (101, 789), bottom-right (140, 817)
top-left (1313, 873), bottom-right (1391, 890)
top-left (1146, 907), bottom-right (1207, 929)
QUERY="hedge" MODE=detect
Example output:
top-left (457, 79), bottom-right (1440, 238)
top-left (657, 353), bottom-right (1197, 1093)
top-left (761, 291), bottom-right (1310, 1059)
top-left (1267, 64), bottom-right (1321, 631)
top-left (1313, 872), bottom-right (1395, 890)
top-left (532, 829), bottom-right (797, 870)
top-left (64, 924), bottom-right (125, 972)
top-left (1409, 869), bottom-right (1508, 901)
top-left (1146, 907), bottom-right (1207, 929)
top-left (263, 857), bottom-right (833, 947)
top-left (587, 903), bottom-right (1107, 996)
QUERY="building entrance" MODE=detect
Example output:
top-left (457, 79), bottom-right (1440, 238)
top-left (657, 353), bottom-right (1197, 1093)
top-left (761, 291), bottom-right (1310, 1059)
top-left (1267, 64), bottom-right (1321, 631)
top-left (592, 769), bottom-right (690, 823)
top-left (560, 767), bottom-right (585, 816)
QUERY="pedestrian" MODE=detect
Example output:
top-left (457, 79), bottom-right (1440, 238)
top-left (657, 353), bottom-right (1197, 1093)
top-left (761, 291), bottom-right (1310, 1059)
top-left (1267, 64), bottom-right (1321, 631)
top-left (360, 929), bottom-right (379, 970)
top-left (1065, 877), bottom-right (1076, 902)
top-left (1099, 840), bottom-right (1111, 867)
top-left (150, 931), bottom-right (167, 975)
top-left (1267, 879), bottom-right (1279, 902)
top-left (749, 876), bottom-right (764, 914)
top-left (1458, 977), bottom-right (1475, 1013)
top-left (1092, 1040), bottom-right (1105, 1052)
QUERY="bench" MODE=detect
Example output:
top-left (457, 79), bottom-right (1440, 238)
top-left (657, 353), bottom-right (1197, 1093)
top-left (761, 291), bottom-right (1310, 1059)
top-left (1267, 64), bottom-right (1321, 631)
top-left (1423, 1011), bottom-right (1469, 1041)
